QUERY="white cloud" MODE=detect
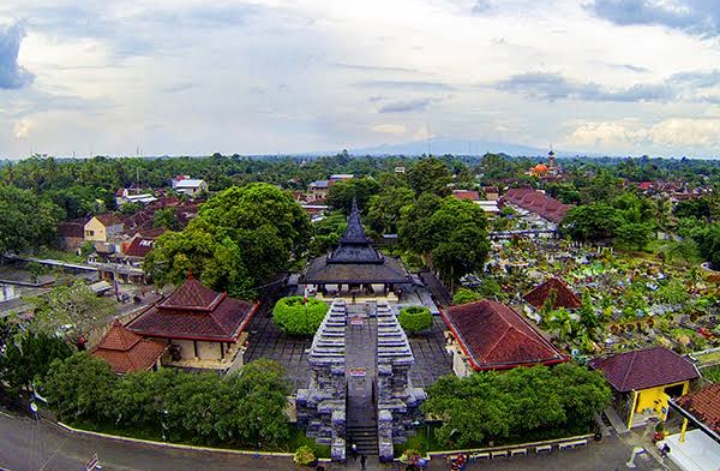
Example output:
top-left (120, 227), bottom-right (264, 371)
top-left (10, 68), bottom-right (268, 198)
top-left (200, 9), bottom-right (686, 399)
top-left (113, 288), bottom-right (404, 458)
top-left (1, 0), bottom-right (720, 157)
top-left (13, 118), bottom-right (32, 139)
top-left (563, 117), bottom-right (720, 155)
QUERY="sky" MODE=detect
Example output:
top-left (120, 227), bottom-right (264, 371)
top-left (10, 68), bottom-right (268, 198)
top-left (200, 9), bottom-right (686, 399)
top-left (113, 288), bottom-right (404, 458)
top-left (2, 0), bottom-right (720, 158)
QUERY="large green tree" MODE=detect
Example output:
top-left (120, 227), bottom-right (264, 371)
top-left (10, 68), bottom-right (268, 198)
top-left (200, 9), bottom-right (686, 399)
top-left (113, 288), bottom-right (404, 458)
top-left (30, 283), bottom-right (116, 341)
top-left (407, 157), bottom-right (453, 197)
top-left (0, 183), bottom-right (62, 254)
top-left (326, 178), bottom-right (380, 214)
top-left (145, 184), bottom-right (311, 297)
top-left (422, 364), bottom-right (611, 448)
top-left (399, 197), bottom-right (489, 284)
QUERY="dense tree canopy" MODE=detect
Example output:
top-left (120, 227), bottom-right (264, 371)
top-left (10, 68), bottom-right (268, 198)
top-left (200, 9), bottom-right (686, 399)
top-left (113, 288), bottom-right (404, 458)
top-left (407, 157), bottom-right (453, 197)
top-left (41, 354), bottom-right (291, 447)
top-left (145, 184), bottom-right (311, 297)
top-left (399, 197), bottom-right (489, 283)
top-left (422, 364), bottom-right (611, 447)
top-left (326, 178), bottom-right (380, 214)
top-left (0, 183), bottom-right (62, 254)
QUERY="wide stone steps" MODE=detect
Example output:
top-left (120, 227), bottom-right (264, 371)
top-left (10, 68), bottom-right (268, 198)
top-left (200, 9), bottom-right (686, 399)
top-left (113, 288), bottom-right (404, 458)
top-left (347, 424), bottom-right (379, 456)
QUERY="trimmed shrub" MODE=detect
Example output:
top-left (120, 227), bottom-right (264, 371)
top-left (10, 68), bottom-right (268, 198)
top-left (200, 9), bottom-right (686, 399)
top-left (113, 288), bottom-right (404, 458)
top-left (294, 445), bottom-right (317, 466)
top-left (452, 288), bottom-right (482, 305)
top-left (398, 306), bottom-right (433, 334)
top-left (273, 296), bottom-right (328, 336)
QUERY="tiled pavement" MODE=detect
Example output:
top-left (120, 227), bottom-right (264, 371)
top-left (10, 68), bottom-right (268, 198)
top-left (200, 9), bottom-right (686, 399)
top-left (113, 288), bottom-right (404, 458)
top-left (408, 317), bottom-right (454, 389)
top-left (243, 306), bottom-right (312, 390)
top-left (245, 301), bottom-right (453, 392)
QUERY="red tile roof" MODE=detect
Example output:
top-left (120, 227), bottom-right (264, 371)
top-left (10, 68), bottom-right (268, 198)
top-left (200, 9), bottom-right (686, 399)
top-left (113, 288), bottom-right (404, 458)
top-left (94, 213), bottom-right (125, 227)
top-left (502, 188), bottom-right (573, 223)
top-left (452, 190), bottom-right (481, 202)
top-left (127, 277), bottom-right (258, 342)
top-left (443, 300), bottom-right (568, 371)
top-left (588, 347), bottom-right (699, 392)
top-left (124, 237), bottom-right (156, 258)
top-left (675, 384), bottom-right (720, 432)
top-left (524, 277), bottom-right (581, 310)
top-left (90, 319), bottom-right (167, 374)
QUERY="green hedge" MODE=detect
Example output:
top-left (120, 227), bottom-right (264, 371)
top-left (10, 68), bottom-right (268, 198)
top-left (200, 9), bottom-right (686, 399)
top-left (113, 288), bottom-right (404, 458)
top-left (398, 306), bottom-right (433, 334)
top-left (273, 296), bottom-right (328, 335)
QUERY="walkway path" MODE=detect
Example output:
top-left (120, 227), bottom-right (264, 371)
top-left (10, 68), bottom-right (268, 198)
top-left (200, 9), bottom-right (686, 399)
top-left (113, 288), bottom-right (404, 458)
top-left (345, 303), bottom-right (378, 457)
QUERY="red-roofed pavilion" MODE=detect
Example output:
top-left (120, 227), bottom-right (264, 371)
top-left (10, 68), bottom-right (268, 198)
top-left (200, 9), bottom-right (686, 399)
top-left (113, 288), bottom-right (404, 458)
top-left (442, 300), bottom-right (567, 376)
top-left (90, 319), bottom-right (167, 374)
top-left (127, 276), bottom-right (259, 373)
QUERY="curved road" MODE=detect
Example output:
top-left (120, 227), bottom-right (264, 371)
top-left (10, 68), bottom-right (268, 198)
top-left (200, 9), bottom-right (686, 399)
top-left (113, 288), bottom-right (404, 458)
top-left (0, 409), bottom-right (668, 471)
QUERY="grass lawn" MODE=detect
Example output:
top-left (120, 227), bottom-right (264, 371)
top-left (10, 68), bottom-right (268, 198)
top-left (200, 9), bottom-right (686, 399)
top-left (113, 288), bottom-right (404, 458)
top-left (394, 422), bottom-right (595, 456)
top-left (694, 351), bottom-right (720, 366)
top-left (701, 365), bottom-right (720, 383)
top-left (32, 249), bottom-right (86, 264)
top-left (66, 420), bottom-right (329, 457)
top-left (285, 426), bottom-right (331, 458)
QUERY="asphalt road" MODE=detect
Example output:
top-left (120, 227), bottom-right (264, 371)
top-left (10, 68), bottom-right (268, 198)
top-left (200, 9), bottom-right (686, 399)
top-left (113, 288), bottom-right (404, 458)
top-left (0, 410), bottom-right (668, 471)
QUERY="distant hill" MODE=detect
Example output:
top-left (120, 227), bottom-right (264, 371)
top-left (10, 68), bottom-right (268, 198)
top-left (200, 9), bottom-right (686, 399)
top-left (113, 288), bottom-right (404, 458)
top-left (347, 138), bottom-right (598, 158)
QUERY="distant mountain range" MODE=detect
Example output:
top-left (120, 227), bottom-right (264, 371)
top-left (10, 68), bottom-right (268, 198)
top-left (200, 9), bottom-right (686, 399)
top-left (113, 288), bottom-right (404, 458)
top-left (344, 138), bottom-right (601, 158)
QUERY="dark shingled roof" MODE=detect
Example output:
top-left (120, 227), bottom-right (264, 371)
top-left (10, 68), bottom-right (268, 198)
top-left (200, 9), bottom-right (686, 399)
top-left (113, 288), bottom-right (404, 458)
top-left (675, 384), bottom-right (720, 433)
top-left (128, 277), bottom-right (258, 342)
top-left (588, 347), bottom-right (699, 393)
top-left (90, 319), bottom-right (167, 374)
top-left (443, 300), bottom-right (567, 371)
top-left (302, 200), bottom-right (410, 284)
top-left (524, 277), bottom-right (582, 310)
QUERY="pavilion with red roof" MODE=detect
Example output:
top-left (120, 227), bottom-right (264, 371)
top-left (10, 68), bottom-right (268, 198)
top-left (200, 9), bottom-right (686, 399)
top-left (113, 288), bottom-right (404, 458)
top-left (127, 276), bottom-right (259, 373)
top-left (442, 300), bottom-right (567, 377)
top-left (523, 277), bottom-right (582, 311)
top-left (90, 319), bottom-right (167, 374)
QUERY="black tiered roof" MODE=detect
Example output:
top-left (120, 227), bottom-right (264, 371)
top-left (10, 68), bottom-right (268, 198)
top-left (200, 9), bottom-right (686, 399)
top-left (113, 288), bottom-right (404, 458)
top-left (302, 200), bottom-right (409, 284)
top-left (327, 200), bottom-right (383, 265)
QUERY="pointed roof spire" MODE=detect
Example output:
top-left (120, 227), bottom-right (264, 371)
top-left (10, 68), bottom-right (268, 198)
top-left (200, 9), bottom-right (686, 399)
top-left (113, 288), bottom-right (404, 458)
top-left (340, 198), bottom-right (372, 245)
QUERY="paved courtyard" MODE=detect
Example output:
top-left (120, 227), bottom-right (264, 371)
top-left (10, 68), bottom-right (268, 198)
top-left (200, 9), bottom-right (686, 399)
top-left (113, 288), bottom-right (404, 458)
top-left (243, 305), bottom-right (312, 390)
top-left (244, 300), bottom-right (453, 392)
top-left (408, 316), bottom-right (454, 389)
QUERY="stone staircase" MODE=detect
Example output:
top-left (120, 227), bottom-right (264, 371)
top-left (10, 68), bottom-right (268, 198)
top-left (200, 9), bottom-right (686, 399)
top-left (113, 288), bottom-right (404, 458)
top-left (347, 423), bottom-right (379, 456)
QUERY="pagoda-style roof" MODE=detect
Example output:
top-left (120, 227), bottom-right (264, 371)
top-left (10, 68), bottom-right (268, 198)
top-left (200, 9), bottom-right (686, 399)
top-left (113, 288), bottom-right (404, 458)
top-left (302, 201), bottom-right (410, 284)
top-left (524, 277), bottom-right (582, 310)
top-left (90, 319), bottom-right (167, 374)
top-left (128, 277), bottom-right (258, 342)
top-left (443, 300), bottom-right (567, 371)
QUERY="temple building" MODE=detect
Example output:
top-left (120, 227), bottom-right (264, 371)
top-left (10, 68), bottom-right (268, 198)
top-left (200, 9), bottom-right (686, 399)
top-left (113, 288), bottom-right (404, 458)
top-left (127, 275), bottom-right (259, 373)
top-left (301, 201), bottom-right (410, 300)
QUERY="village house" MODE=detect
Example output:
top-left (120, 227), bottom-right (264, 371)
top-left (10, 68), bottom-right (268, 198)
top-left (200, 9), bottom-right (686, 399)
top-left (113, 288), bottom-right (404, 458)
top-left (127, 275), bottom-right (259, 374)
top-left (57, 217), bottom-right (89, 251)
top-left (589, 347), bottom-right (700, 429)
top-left (84, 214), bottom-right (126, 255)
top-left (171, 175), bottom-right (208, 196)
top-left (307, 180), bottom-right (330, 202)
top-left (115, 188), bottom-right (157, 207)
top-left (451, 189), bottom-right (500, 216)
top-left (442, 299), bottom-right (568, 377)
top-left (90, 319), bottom-right (167, 374)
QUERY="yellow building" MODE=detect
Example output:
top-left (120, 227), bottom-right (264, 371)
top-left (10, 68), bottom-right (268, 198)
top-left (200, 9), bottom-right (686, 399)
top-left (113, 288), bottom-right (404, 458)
top-left (84, 214), bottom-right (125, 243)
top-left (589, 347), bottom-right (699, 429)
